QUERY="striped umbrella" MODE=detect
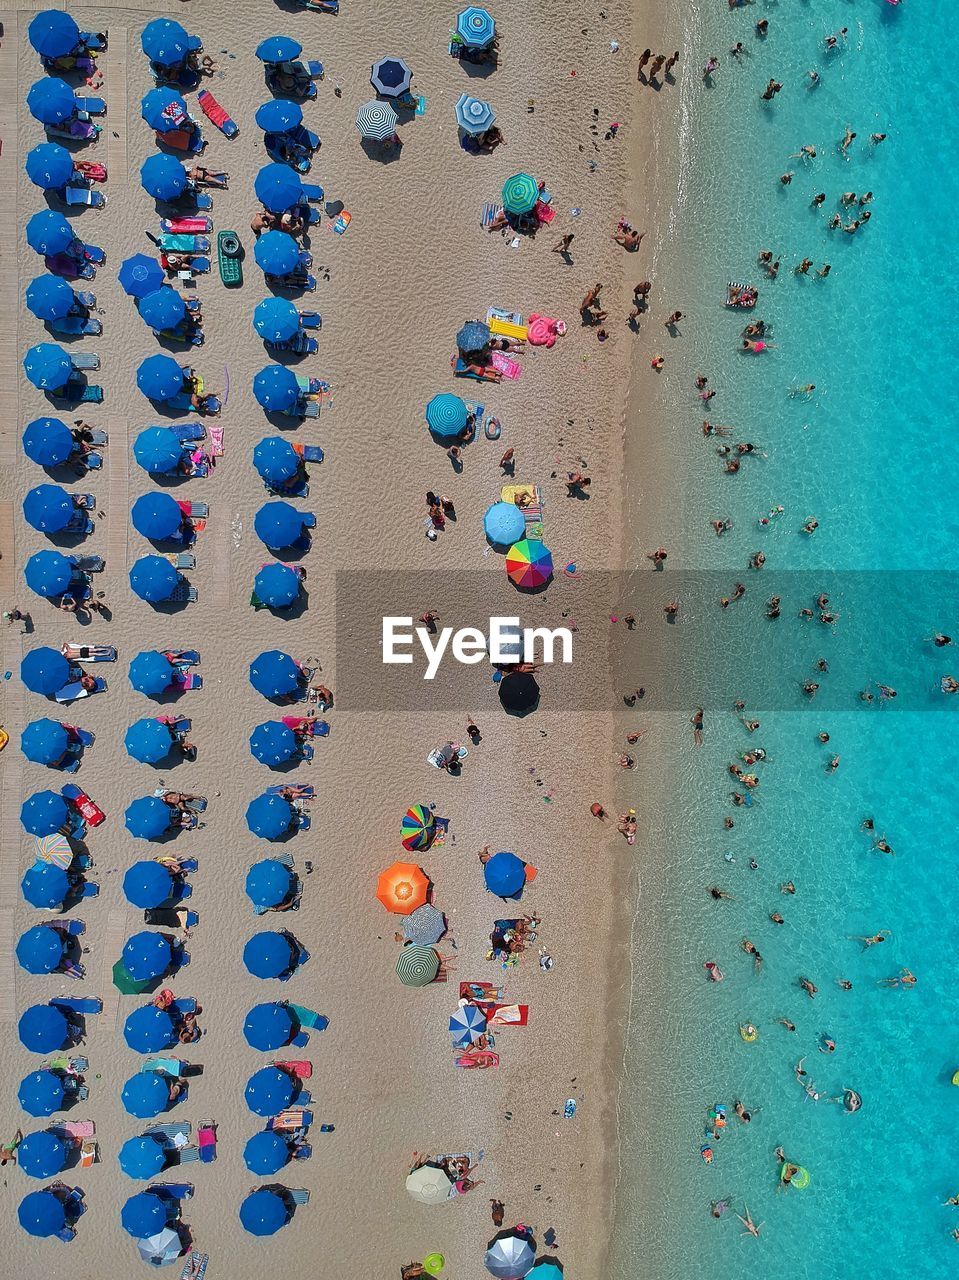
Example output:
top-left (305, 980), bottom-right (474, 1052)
top-left (34, 832), bottom-right (73, 869)
top-left (370, 57), bottom-right (412, 98)
top-left (401, 905), bottom-right (446, 946)
top-left (401, 804), bottom-right (435, 851)
top-left (395, 945), bottom-right (440, 987)
top-left (425, 393), bottom-right (468, 438)
top-left (355, 100), bottom-right (398, 141)
top-left (501, 172), bottom-right (539, 216)
top-left (506, 538), bottom-right (553, 590)
top-left (455, 94), bottom-right (495, 135)
top-left (457, 6), bottom-right (496, 48)
top-left (449, 1003), bottom-right (486, 1046)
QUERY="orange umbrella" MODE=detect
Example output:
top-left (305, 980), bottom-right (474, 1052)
top-left (377, 862), bottom-right (430, 915)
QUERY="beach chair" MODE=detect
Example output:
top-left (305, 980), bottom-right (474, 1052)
top-left (47, 120), bottom-right (100, 142)
top-left (143, 1057), bottom-right (185, 1077)
top-left (267, 1109), bottom-right (313, 1133)
top-left (54, 676), bottom-right (105, 703)
top-left (69, 353), bottom-right (100, 372)
top-left (169, 583), bottom-right (198, 604)
top-left (63, 381), bottom-right (104, 403)
top-left (185, 501), bottom-right (209, 519)
top-left (181, 1252), bottom-right (209, 1280)
top-left (159, 234), bottom-right (211, 253)
top-left (298, 311), bottom-right (321, 329)
top-left (166, 552), bottom-right (195, 571)
top-left (287, 1187), bottom-right (311, 1205)
top-left (265, 135), bottom-right (312, 173)
top-left (157, 128), bottom-right (204, 155)
top-left (171, 423), bottom-right (205, 443)
top-left (50, 316), bottom-right (102, 336)
top-left (64, 187), bottom-right (106, 209)
top-left (197, 90), bottom-right (239, 139)
top-left (161, 217), bottom-right (212, 235)
top-left (75, 96), bottom-right (106, 115)
top-left (196, 1121), bottom-right (216, 1162)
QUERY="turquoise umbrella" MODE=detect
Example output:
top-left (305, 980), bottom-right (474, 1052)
top-left (502, 172), bottom-right (539, 216)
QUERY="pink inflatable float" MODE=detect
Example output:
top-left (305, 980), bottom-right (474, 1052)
top-left (527, 314), bottom-right (567, 347)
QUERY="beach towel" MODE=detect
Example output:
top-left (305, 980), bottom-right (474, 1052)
top-left (460, 981), bottom-right (505, 1002)
top-left (161, 217), bottom-right (211, 235)
top-left (197, 90), bottom-right (239, 139)
top-left (329, 211), bottom-right (351, 234)
top-left (534, 200), bottom-right (556, 224)
top-left (207, 425), bottom-right (224, 458)
top-left (482, 202), bottom-right (501, 228)
top-left (455, 1050), bottom-right (500, 1069)
top-left (276, 1060), bottom-right (312, 1079)
top-left (488, 1004), bottom-right (529, 1027)
top-left (489, 351), bottom-right (521, 379)
top-left (431, 816), bottom-right (450, 847)
top-left (287, 1003), bottom-right (328, 1031)
top-left (55, 1119), bottom-right (95, 1140)
top-left (269, 1109), bottom-right (312, 1132)
top-left (197, 1121), bottom-right (216, 1162)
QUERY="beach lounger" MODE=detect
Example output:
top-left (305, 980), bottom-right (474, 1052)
top-left (75, 96), bottom-right (106, 115)
top-left (73, 290), bottom-right (97, 309)
top-left (47, 120), bottom-right (100, 142)
top-left (171, 423), bottom-right (205, 443)
top-left (158, 128), bottom-right (204, 155)
top-left (288, 1188), bottom-right (310, 1205)
top-left (64, 186), bottom-right (106, 209)
top-left (60, 381), bottom-right (104, 403)
top-left (161, 217), bottom-right (212, 234)
top-left (181, 1252), bottom-right (209, 1280)
top-left (54, 996), bottom-right (102, 1015)
top-left (167, 552), bottom-right (196, 571)
top-left (267, 1109), bottom-right (313, 1133)
top-left (452, 356), bottom-right (499, 381)
top-left (197, 90), bottom-right (239, 139)
top-left (298, 311), bottom-right (322, 329)
top-left (55, 676), bottom-right (106, 703)
top-left (287, 1003), bottom-right (326, 1031)
top-left (143, 1057), bottom-right (185, 1077)
top-left (169, 583), bottom-right (198, 604)
top-left (184, 502), bottom-right (208, 519)
top-left (196, 1121), bottom-right (216, 1162)
top-left (68, 353), bottom-right (100, 372)
top-left (50, 316), bottom-right (102, 336)
top-left (159, 234), bottom-right (211, 253)
top-left (265, 135), bottom-right (312, 173)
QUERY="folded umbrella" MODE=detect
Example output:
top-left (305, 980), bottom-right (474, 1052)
top-left (26, 77), bottom-right (77, 126)
top-left (129, 555), bottom-right (179, 603)
top-left (134, 425), bottom-right (182, 475)
top-left (140, 152), bottom-right (189, 201)
top-left (141, 18), bottom-right (191, 67)
top-left (253, 364), bottom-right (300, 413)
top-left (456, 94), bottom-right (495, 135)
top-left (21, 718), bottom-right (70, 765)
top-left (137, 354), bottom-right (186, 402)
top-left (254, 163), bottom-right (304, 213)
top-left (24, 550), bottom-right (74, 599)
top-left (255, 35), bottom-right (302, 64)
top-left (131, 491), bottom-right (184, 540)
top-left (255, 99), bottom-right (303, 134)
top-left (371, 56), bottom-right (412, 98)
top-left (119, 254), bottom-right (166, 299)
top-left (356, 100), bottom-right (398, 140)
top-left (21, 646), bottom-right (70, 695)
top-left (249, 649), bottom-right (300, 698)
top-left (22, 416), bottom-right (75, 467)
top-left (26, 210), bottom-right (76, 257)
top-left (253, 230), bottom-right (300, 277)
top-left (25, 142), bottom-right (74, 191)
top-left (23, 343), bottom-right (73, 391)
top-left (253, 297), bottom-right (300, 343)
top-left (29, 10), bottom-right (82, 59)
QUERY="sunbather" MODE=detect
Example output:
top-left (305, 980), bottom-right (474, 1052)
top-left (488, 336), bottom-right (525, 353)
top-left (462, 358), bottom-right (502, 381)
top-left (61, 644), bottom-right (113, 661)
top-left (188, 165), bottom-right (228, 189)
top-left (276, 785), bottom-right (312, 801)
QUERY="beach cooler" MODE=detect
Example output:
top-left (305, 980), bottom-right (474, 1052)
top-left (197, 1120), bottom-right (216, 1162)
top-left (197, 90), bottom-right (239, 139)
top-left (61, 784), bottom-right (105, 826)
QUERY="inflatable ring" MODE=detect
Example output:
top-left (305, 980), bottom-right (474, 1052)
top-left (0, 727), bottom-right (7, 752)
top-left (739, 1023), bottom-right (758, 1042)
top-left (484, 415), bottom-right (502, 440)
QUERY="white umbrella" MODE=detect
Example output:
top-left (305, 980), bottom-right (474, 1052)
top-left (137, 1226), bottom-right (182, 1265)
top-left (485, 1232), bottom-right (536, 1279)
top-left (406, 1161), bottom-right (454, 1205)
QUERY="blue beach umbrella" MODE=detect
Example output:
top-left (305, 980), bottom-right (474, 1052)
top-left (244, 1002), bottom-right (295, 1051)
top-left (255, 163), bottom-right (304, 213)
top-left (457, 320), bottom-right (491, 353)
top-left (131, 491), bottom-right (184, 541)
top-left (25, 550), bottom-right (74, 598)
top-left (125, 718), bottom-right (175, 764)
top-left (21, 718), bottom-right (70, 765)
top-left (137, 354), bottom-right (185, 402)
top-left (244, 1131), bottom-right (290, 1175)
top-left (134, 426), bottom-right (182, 475)
top-left (245, 1066), bottom-right (295, 1115)
top-left (243, 933), bottom-right (297, 981)
top-left (23, 483), bottom-right (73, 532)
top-left (123, 860), bottom-right (175, 909)
top-left (18, 1070), bottom-right (66, 1118)
top-left (22, 863), bottom-right (71, 909)
top-left (123, 1005), bottom-right (176, 1053)
top-left (129, 650), bottom-right (175, 695)
top-left (240, 1189), bottom-right (289, 1236)
top-left (254, 230), bottom-right (300, 277)
top-left (371, 56), bottom-right (413, 97)
top-left (25, 142), bottom-right (74, 191)
top-left (484, 501), bottom-right (525, 548)
top-left (484, 850), bottom-right (526, 897)
top-left (249, 650), bottom-right (300, 698)
top-left (119, 254), bottom-right (165, 299)
top-left (141, 18), bottom-right (190, 67)
top-left (121, 1191), bottom-right (169, 1237)
top-left (29, 10), bottom-right (82, 59)
top-left (21, 790), bottom-right (69, 836)
top-left (26, 210), bottom-right (75, 257)
top-left (21, 646), bottom-right (71, 696)
top-left (122, 1073), bottom-right (172, 1119)
top-left (22, 416), bottom-right (75, 467)
top-left (457, 6), bottom-right (496, 48)
top-left (26, 78), bottom-right (77, 126)
top-left (250, 721), bottom-right (298, 766)
top-left (255, 35), bottom-right (302, 63)
top-left (18, 1130), bottom-right (68, 1179)
top-left (138, 287), bottom-right (187, 333)
top-left (255, 99), bottom-right (303, 134)
top-left (125, 796), bottom-right (173, 840)
top-left (23, 343), bottom-right (72, 391)
top-left (16, 925), bottom-right (65, 974)
top-left (356, 99), bottom-right (398, 141)
top-left (245, 858), bottom-right (294, 908)
top-left (253, 297), bottom-right (300, 343)
top-left (455, 94), bottom-right (495, 135)
top-left (449, 1002), bottom-right (487, 1047)
top-left (254, 563), bottom-right (301, 609)
top-left (119, 1134), bottom-right (167, 1180)
top-left (246, 793), bottom-right (294, 840)
top-left (122, 931), bottom-right (172, 981)
top-left (253, 365), bottom-right (300, 414)
top-left (130, 555), bottom-right (179, 603)
top-left (141, 87), bottom-right (189, 133)
top-left (19, 1004), bottom-right (70, 1053)
top-left (254, 501), bottom-right (305, 550)
top-left (25, 274), bottom-right (77, 321)
top-left (19, 1189), bottom-right (67, 1238)
top-left (253, 436), bottom-right (299, 485)
top-left (140, 152), bottom-right (189, 201)
top-left (425, 392), bottom-right (468, 438)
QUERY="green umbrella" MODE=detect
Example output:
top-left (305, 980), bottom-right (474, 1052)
top-left (112, 959), bottom-right (154, 995)
top-left (501, 172), bottom-right (539, 216)
top-left (395, 946), bottom-right (440, 987)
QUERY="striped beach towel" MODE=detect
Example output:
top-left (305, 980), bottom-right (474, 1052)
top-left (482, 201), bottom-right (501, 228)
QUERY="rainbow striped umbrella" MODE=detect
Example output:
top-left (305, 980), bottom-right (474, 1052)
top-left (34, 832), bottom-right (73, 870)
top-left (505, 538), bottom-right (553, 590)
top-left (401, 804), bottom-right (435, 852)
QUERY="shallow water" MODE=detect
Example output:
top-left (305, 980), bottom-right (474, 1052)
top-left (614, 1), bottom-right (959, 1277)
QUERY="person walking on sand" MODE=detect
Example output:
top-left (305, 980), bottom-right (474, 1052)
top-left (638, 49), bottom-right (652, 76)
top-left (630, 282), bottom-right (651, 318)
top-left (551, 233), bottom-right (575, 256)
top-left (498, 447), bottom-right (515, 474)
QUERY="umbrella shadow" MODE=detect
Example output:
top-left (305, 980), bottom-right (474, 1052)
top-left (145, 596), bottom-right (194, 617)
top-left (360, 137), bottom-right (403, 165)
top-left (256, 589), bottom-right (310, 622)
top-left (460, 56), bottom-right (498, 81)
top-left (47, 378), bottom-right (92, 409)
top-left (260, 409), bottom-right (310, 431)
top-left (261, 345), bottom-right (310, 368)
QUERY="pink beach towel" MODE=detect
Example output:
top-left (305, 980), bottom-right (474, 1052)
top-left (208, 426), bottom-right (224, 458)
top-left (489, 351), bottom-right (521, 379)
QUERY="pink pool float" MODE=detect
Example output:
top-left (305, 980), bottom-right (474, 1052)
top-left (527, 314), bottom-right (566, 347)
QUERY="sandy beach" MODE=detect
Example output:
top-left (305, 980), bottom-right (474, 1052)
top-left (0, 1), bottom-right (675, 1275)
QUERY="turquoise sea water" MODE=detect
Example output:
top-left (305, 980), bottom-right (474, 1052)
top-left (615, 2), bottom-right (959, 1277)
